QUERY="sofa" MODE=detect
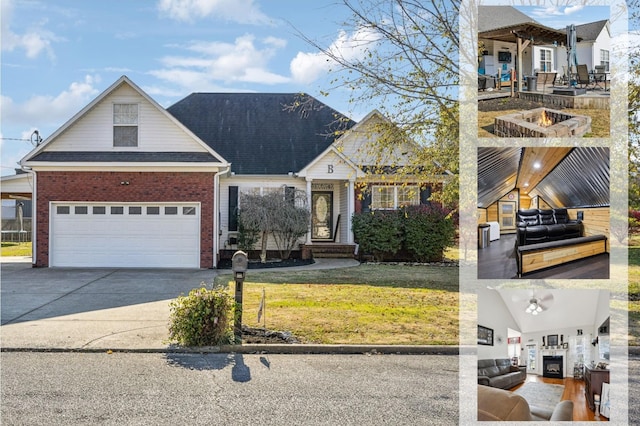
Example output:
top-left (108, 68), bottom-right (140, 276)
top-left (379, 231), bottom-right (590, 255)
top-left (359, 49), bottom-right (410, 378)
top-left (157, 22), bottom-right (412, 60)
top-left (477, 385), bottom-right (574, 421)
top-left (478, 359), bottom-right (526, 389)
top-left (516, 208), bottom-right (582, 246)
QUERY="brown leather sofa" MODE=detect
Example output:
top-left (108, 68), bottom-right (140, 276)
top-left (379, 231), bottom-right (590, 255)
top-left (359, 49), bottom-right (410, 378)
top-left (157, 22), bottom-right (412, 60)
top-left (478, 385), bottom-right (574, 421)
top-left (478, 359), bottom-right (526, 389)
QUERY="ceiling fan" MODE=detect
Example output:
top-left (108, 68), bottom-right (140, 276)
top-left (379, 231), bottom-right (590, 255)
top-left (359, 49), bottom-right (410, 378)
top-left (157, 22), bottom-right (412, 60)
top-left (513, 291), bottom-right (554, 316)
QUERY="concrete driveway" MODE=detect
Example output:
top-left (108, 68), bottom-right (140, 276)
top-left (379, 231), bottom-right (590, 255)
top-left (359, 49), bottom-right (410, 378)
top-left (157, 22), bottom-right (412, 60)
top-left (1, 260), bottom-right (216, 350)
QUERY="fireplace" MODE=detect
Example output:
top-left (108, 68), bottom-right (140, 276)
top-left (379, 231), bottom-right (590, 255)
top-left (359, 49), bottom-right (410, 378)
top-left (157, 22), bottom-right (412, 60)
top-left (494, 107), bottom-right (591, 138)
top-left (543, 355), bottom-right (564, 378)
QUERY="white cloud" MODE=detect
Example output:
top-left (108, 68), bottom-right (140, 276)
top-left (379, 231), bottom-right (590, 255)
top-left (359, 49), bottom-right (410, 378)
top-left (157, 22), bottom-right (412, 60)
top-left (563, 5), bottom-right (584, 15)
top-left (290, 26), bottom-right (381, 85)
top-left (150, 34), bottom-right (289, 90)
top-left (157, 0), bottom-right (270, 24)
top-left (0, 75), bottom-right (100, 130)
top-left (1, 0), bottom-right (61, 60)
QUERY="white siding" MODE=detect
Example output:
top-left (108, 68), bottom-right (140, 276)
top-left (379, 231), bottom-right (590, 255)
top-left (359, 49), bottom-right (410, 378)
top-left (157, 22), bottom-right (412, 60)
top-left (219, 176), bottom-right (306, 251)
top-left (305, 150), bottom-right (357, 180)
top-left (47, 84), bottom-right (207, 153)
top-left (335, 114), bottom-right (415, 167)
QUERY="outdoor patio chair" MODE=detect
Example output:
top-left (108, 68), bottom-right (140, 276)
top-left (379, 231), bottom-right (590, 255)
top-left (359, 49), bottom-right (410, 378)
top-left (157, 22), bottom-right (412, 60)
top-left (576, 64), bottom-right (595, 89)
top-left (593, 65), bottom-right (607, 90)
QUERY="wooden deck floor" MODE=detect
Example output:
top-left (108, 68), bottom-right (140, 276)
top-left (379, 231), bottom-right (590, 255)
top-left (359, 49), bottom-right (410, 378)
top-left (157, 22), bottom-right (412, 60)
top-left (477, 234), bottom-right (609, 279)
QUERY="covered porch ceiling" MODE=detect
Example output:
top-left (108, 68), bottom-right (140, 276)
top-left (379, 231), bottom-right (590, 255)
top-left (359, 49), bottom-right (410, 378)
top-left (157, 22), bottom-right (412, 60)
top-left (477, 147), bottom-right (609, 209)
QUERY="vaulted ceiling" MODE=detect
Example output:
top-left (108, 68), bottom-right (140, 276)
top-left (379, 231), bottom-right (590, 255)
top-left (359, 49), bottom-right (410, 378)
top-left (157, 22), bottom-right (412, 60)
top-left (477, 147), bottom-right (610, 209)
top-left (495, 289), bottom-right (607, 334)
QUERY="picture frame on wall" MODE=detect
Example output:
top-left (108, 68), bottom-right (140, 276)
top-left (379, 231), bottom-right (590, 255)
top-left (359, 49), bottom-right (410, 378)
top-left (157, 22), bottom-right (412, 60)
top-left (478, 325), bottom-right (494, 346)
top-left (547, 334), bottom-right (559, 346)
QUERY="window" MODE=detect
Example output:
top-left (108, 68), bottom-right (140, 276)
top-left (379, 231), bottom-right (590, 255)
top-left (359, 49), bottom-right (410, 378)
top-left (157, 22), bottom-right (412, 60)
top-left (397, 186), bottom-right (420, 207)
top-left (93, 206), bottom-right (106, 215)
top-left (165, 206), bottom-right (178, 215)
top-left (129, 206), bottom-right (142, 215)
top-left (183, 206), bottom-right (196, 215)
top-left (539, 49), bottom-right (552, 72)
top-left (600, 49), bottom-right (610, 71)
top-left (111, 206), bottom-right (124, 215)
top-left (371, 185), bottom-right (420, 210)
top-left (371, 186), bottom-right (395, 209)
top-left (113, 104), bottom-right (138, 147)
top-left (74, 206), bottom-right (88, 215)
top-left (147, 206), bottom-right (160, 215)
top-left (57, 206), bottom-right (70, 215)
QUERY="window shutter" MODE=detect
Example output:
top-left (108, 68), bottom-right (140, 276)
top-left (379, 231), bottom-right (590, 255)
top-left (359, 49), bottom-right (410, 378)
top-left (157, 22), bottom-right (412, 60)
top-left (420, 186), bottom-right (431, 205)
top-left (362, 188), bottom-right (372, 213)
top-left (285, 186), bottom-right (295, 205)
top-left (229, 186), bottom-right (239, 231)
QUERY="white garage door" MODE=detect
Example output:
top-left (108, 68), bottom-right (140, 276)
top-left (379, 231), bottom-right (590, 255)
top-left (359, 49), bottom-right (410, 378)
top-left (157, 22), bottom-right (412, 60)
top-left (50, 203), bottom-right (200, 268)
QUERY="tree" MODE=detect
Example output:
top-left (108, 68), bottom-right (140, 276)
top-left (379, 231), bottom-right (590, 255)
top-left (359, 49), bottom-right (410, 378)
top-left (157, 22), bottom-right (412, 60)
top-left (298, 0), bottom-right (460, 207)
top-left (238, 187), bottom-right (310, 262)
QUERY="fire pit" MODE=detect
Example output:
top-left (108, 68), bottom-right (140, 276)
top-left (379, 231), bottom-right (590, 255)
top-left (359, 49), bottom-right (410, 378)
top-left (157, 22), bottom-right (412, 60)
top-left (494, 107), bottom-right (591, 137)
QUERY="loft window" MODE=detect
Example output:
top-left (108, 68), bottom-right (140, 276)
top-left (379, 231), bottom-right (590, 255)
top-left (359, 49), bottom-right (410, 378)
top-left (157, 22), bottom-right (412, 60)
top-left (113, 104), bottom-right (138, 147)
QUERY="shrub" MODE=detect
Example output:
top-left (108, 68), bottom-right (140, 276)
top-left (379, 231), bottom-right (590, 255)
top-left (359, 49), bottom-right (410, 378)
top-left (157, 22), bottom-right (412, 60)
top-left (168, 284), bottom-right (237, 346)
top-left (402, 204), bottom-right (455, 262)
top-left (351, 210), bottom-right (403, 261)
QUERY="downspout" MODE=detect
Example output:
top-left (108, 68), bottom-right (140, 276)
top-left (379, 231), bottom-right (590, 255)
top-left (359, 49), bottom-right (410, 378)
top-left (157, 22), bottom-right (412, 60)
top-left (20, 166), bottom-right (36, 267)
top-left (213, 165), bottom-right (231, 268)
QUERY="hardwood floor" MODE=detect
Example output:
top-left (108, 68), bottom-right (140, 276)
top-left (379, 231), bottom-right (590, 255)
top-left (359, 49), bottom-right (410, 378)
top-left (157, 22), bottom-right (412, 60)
top-left (510, 374), bottom-right (608, 422)
top-left (477, 233), bottom-right (610, 279)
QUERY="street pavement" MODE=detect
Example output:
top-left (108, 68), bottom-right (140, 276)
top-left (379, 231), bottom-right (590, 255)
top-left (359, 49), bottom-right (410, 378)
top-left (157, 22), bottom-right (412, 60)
top-left (2, 258), bottom-right (638, 424)
top-left (1, 352), bottom-right (459, 425)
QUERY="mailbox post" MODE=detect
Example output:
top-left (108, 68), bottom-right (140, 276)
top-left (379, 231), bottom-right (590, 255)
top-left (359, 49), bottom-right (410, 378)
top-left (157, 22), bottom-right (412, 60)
top-left (231, 250), bottom-right (248, 342)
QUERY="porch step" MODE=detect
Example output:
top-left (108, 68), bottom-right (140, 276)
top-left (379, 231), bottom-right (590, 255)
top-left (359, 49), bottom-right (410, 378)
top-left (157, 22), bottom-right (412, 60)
top-left (303, 243), bottom-right (356, 258)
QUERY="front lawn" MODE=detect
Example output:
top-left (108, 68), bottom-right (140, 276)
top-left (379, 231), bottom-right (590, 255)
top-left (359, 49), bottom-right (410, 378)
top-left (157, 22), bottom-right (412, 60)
top-left (1, 241), bottom-right (32, 257)
top-left (214, 264), bottom-right (459, 345)
top-left (629, 234), bottom-right (640, 346)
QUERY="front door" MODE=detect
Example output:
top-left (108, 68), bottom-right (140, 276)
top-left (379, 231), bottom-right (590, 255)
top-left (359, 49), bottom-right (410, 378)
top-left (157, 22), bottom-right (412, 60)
top-left (312, 192), bottom-right (333, 241)
top-left (498, 201), bottom-right (517, 232)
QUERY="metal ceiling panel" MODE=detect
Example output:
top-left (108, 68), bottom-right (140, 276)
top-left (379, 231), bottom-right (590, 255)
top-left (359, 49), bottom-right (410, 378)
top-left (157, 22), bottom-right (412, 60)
top-left (530, 147), bottom-right (609, 208)
top-left (477, 147), bottom-right (522, 207)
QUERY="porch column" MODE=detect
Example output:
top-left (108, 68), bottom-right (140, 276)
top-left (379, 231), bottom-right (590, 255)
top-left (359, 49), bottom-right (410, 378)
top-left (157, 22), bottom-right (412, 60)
top-left (306, 178), bottom-right (312, 244)
top-left (347, 179), bottom-right (355, 244)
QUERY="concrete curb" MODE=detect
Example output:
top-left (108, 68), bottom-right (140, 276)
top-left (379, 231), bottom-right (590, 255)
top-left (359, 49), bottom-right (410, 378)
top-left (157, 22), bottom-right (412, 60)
top-left (1, 344), bottom-right (460, 355)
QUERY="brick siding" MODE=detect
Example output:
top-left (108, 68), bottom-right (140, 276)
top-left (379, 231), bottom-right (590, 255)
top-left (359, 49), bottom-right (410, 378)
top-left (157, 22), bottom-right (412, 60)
top-left (35, 171), bottom-right (215, 268)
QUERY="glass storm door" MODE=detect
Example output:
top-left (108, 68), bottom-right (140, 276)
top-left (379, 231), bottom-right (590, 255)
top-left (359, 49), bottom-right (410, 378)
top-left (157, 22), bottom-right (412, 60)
top-left (312, 192), bottom-right (333, 241)
top-left (498, 201), bottom-right (517, 232)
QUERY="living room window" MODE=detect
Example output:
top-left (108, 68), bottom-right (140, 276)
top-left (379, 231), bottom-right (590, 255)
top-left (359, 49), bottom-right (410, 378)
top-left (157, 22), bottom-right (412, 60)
top-left (113, 103), bottom-right (138, 147)
top-left (371, 185), bottom-right (419, 210)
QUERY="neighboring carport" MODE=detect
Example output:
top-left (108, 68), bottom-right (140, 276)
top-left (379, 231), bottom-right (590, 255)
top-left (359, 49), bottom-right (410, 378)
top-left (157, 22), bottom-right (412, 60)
top-left (1, 172), bottom-right (33, 243)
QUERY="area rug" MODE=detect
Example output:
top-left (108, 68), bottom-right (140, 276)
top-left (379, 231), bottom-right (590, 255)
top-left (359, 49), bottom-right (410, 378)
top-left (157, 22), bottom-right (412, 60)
top-left (513, 382), bottom-right (565, 412)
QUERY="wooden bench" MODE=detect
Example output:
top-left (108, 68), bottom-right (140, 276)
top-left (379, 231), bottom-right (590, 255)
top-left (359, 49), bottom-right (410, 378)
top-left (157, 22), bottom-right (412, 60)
top-left (516, 235), bottom-right (607, 277)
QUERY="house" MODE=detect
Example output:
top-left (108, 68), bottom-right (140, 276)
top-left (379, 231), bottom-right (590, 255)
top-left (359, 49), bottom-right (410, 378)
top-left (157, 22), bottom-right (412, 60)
top-left (477, 147), bottom-right (610, 278)
top-left (477, 287), bottom-right (611, 420)
top-left (478, 6), bottom-right (610, 87)
top-left (15, 76), bottom-right (441, 268)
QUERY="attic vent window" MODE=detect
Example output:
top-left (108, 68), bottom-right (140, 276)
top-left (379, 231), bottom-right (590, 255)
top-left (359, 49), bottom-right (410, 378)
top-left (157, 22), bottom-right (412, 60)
top-left (113, 104), bottom-right (138, 147)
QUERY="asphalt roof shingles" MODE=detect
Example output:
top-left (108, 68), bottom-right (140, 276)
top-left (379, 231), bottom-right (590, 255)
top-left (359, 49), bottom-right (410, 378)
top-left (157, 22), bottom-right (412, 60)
top-left (167, 93), bottom-right (356, 175)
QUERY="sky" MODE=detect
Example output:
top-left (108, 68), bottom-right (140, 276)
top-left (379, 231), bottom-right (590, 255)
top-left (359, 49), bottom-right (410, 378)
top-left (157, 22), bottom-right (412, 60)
top-left (1, 0), bottom-right (366, 176)
top-left (0, 1), bottom-right (628, 176)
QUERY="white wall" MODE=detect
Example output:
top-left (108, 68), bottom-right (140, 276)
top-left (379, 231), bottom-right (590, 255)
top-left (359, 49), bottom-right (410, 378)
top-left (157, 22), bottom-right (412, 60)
top-left (477, 289), bottom-right (520, 359)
